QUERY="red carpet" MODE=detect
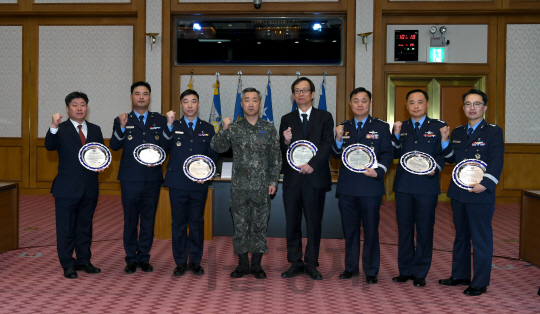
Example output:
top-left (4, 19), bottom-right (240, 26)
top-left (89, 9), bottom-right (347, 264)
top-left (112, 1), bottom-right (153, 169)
top-left (1, 195), bottom-right (538, 313)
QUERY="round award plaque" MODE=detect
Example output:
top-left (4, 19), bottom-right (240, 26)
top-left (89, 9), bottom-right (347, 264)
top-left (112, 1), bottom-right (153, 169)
top-left (78, 142), bottom-right (112, 171)
top-left (400, 151), bottom-right (436, 175)
top-left (452, 159), bottom-right (488, 190)
top-left (133, 143), bottom-right (166, 166)
top-left (341, 144), bottom-right (377, 173)
top-left (287, 140), bottom-right (318, 171)
top-left (183, 155), bottom-right (216, 181)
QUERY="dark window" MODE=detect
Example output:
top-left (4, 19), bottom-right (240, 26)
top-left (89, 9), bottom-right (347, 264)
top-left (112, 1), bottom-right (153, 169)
top-left (175, 17), bottom-right (343, 65)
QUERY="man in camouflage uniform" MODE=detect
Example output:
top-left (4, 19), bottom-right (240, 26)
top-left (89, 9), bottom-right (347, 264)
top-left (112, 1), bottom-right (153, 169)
top-left (210, 87), bottom-right (281, 279)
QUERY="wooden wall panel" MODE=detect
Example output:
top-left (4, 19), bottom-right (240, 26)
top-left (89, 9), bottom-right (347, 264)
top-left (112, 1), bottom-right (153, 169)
top-left (36, 146), bottom-right (58, 182)
top-left (440, 86), bottom-right (470, 129)
top-left (0, 147), bottom-right (23, 182)
top-left (503, 153), bottom-right (540, 190)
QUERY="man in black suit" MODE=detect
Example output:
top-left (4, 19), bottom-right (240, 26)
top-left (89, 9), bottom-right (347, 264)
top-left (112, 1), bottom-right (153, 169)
top-left (163, 89), bottom-right (217, 277)
top-left (279, 77), bottom-right (334, 280)
top-left (110, 81), bottom-right (173, 274)
top-left (45, 91), bottom-right (104, 279)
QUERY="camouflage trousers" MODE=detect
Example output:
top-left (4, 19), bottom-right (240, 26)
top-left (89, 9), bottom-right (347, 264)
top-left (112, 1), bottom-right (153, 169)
top-left (230, 188), bottom-right (271, 254)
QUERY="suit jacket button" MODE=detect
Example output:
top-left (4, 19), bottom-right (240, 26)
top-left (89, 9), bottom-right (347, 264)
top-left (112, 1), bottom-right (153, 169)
top-left (190, 148), bottom-right (192, 151)
top-left (143, 132), bottom-right (146, 135)
top-left (464, 149), bottom-right (467, 152)
top-left (143, 140), bottom-right (146, 143)
top-left (190, 139), bottom-right (193, 142)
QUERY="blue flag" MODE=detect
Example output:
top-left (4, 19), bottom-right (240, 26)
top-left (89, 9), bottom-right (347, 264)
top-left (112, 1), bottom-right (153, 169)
top-left (318, 80), bottom-right (327, 111)
top-left (291, 99), bottom-right (298, 112)
top-left (209, 81), bottom-right (222, 133)
top-left (233, 81), bottom-right (244, 122)
top-left (263, 81), bottom-right (274, 124)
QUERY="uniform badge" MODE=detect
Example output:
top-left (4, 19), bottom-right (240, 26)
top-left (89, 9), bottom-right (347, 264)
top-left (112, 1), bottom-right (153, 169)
top-left (199, 131), bottom-right (209, 137)
top-left (345, 131), bottom-right (349, 136)
top-left (127, 135), bottom-right (133, 140)
top-left (176, 141), bottom-right (181, 146)
top-left (452, 140), bottom-right (461, 143)
top-left (400, 133), bottom-right (407, 136)
top-left (126, 126), bottom-right (134, 129)
top-left (155, 135), bottom-right (159, 140)
top-left (150, 126), bottom-right (161, 130)
top-left (472, 141), bottom-right (485, 146)
top-left (423, 131), bottom-right (436, 137)
top-left (475, 153), bottom-right (481, 159)
top-left (342, 136), bottom-right (350, 139)
top-left (175, 131), bottom-right (184, 134)
top-left (366, 131), bottom-right (379, 139)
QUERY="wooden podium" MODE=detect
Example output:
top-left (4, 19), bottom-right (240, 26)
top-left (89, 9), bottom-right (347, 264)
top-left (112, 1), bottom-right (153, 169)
top-left (0, 183), bottom-right (19, 254)
top-left (520, 190), bottom-right (540, 267)
top-left (154, 187), bottom-right (214, 241)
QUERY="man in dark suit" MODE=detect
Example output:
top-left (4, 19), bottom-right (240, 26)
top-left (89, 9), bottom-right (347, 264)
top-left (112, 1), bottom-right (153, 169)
top-left (163, 89), bottom-right (217, 277)
top-left (391, 89), bottom-right (447, 287)
top-left (110, 81), bottom-right (173, 274)
top-left (279, 77), bottom-right (334, 280)
top-left (45, 91), bottom-right (104, 279)
top-left (331, 87), bottom-right (393, 284)
top-left (438, 89), bottom-right (504, 296)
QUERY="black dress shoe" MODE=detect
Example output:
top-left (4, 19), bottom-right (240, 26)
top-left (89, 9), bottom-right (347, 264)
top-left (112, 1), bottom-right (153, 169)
top-left (139, 262), bottom-right (153, 272)
top-left (281, 266), bottom-right (304, 278)
top-left (366, 276), bottom-right (378, 284)
top-left (463, 286), bottom-right (487, 296)
top-left (438, 277), bottom-right (471, 286)
top-left (339, 271), bottom-right (359, 280)
top-left (125, 262), bottom-right (137, 274)
top-left (189, 263), bottom-right (204, 275)
top-left (305, 267), bottom-right (323, 280)
top-left (413, 278), bottom-right (426, 287)
top-left (173, 264), bottom-right (187, 276)
top-left (75, 263), bottom-right (101, 274)
top-left (392, 274), bottom-right (414, 282)
top-left (63, 266), bottom-right (78, 279)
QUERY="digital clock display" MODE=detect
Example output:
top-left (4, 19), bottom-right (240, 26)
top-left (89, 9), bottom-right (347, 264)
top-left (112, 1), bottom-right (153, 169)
top-left (395, 30), bottom-right (419, 62)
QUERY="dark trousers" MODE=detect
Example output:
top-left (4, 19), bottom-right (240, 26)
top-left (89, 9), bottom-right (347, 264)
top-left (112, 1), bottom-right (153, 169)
top-left (450, 199), bottom-right (495, 287)
top-left (283, 182), bottom-right (326, 269)
top-left (339, 194), bottom-right (381, 277)
top-left (120, 180), bottom-right (161, 264)
top-left (169, 188), bottom-right (208, 265)
top-left (395, 192), bottom-right (438, 279)
top-left (55, 195), bottom-right (98, 268)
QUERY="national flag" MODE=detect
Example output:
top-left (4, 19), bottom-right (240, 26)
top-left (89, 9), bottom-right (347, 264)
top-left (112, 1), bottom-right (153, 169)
top-left (291, 99), bottom-right (298, 112)
top-left (262, 81), bottom-right (274, 124)
top-left (233, 80), bottom-right (244, 122)
top-left (318, 79), bottom-right (327, 111)
top-left (209, 80), bottom-right (222, 133)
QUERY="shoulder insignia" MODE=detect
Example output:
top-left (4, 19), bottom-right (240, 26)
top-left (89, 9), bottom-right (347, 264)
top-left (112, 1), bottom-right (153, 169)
top-left (432, 118), bottom-right (446, 124)
top-left (457, 124), bottom-right (467, 129)
top-left (338, 119), bottom-right (353, 126)
top-left (487, 123), bottom-right (497, 127)
top-left (373, 117), bottom-right (389, 124)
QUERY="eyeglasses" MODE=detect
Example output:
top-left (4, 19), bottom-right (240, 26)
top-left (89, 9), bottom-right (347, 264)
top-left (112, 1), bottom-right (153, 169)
top-left (463, 102), bottom-right (484, 108)
top-left (294, 89), bottom-right (311, 95)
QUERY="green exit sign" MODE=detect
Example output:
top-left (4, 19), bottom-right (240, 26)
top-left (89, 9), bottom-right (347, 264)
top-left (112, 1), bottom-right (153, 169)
top-left (429, 47), bottom-right (446, 62)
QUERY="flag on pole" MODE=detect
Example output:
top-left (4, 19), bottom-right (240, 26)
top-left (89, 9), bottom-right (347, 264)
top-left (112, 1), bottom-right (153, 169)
top-left (291, 99), bottom-right (298, 112)
top-left (209, 79), bottom-right (222, 133)
top-left (263, 81), bottom-right (274, 124)
top-left (233, 80), bottom-right (244, 122)
top-left (318, 79), bottom-right (327, 111)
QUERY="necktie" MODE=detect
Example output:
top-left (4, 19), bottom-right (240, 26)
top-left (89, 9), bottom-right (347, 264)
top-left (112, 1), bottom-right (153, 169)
top-left (301, 113), bottom-right (308, 135)
top-left (78, 125), bottom-right (86, 145)
top-left (468, 127), bottom-right (473, 139)
top-left (357, 121), bottom-right (363, 138)
top-left (139, 115), bottom-right (145, 126)
top-left (415, 122), bottom-right (420, 135)
top-left (188, 122), bottom-right (194, 135)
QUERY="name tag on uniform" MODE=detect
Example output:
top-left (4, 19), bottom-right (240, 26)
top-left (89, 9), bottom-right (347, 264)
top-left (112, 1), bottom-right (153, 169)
top-left (472, 141), bottom-right (485, 146)
top-left (150, 126), bottom-right (161, 130)
top-left (342, 136), bottom-right (350, 139)
top-left (257, 130), bottom-right (267, 137)
top-left (126, 126), bottom-right (135, 129)
top-left (175, 131), bottom-right (184, 134)
top-left (452, 140), bottom-right (461, 143)
top-left (400, 133), bottom-right (407, 136)
top-left (235, 133), bottom-right (243, 137)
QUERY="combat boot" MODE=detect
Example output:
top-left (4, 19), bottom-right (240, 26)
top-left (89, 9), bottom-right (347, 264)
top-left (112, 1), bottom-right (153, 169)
top-left (230, 253), bottom-right (250, 278)
top-left (251, 253), bottom-right (266, 279)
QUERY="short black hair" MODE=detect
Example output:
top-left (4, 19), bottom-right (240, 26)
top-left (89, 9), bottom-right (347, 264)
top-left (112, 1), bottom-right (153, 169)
top-left (462, 88), bottom-right (488, 106)
top-left (65, 91), bottom-right (89, 106)
top-left (350, 87), bottom-right (372, 101)
top-left (180, 89), bottom-right (199, 101)
top-left (131, 81), bottom-right (151, 94)
top-left (291, 77), bottom-right (315, 94)
top-left (406, 89), bottom-right (429, 102)
top-left (241, 87), bottom-right (262, 101)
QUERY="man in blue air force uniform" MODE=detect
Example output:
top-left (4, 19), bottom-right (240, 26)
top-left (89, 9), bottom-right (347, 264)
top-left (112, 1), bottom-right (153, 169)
top-left (163, 89), bottom-right (217, 277)
top-left (391, 89), bottom-right (447, 288)
top-left (109, 81), bottom-right (173, 274)
top-left (438, 89), bottom-right (504, 296)
top-left (331, 87), bottom-right (393, 284)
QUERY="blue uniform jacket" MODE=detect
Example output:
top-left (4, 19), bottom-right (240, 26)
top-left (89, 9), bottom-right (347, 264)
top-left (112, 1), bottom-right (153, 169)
top-left (109, 110), bottom-right (173, 182)
top-left (392, 117), bottom-right (447, 195)
top-left (45, 120), bottom-right (104, 199)
top-left (331, 116), bottom-right (393, 197)
top-left (441, 120), bottom-right (504, 203)
top-left (163, 118), bottom-right (217, 191)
